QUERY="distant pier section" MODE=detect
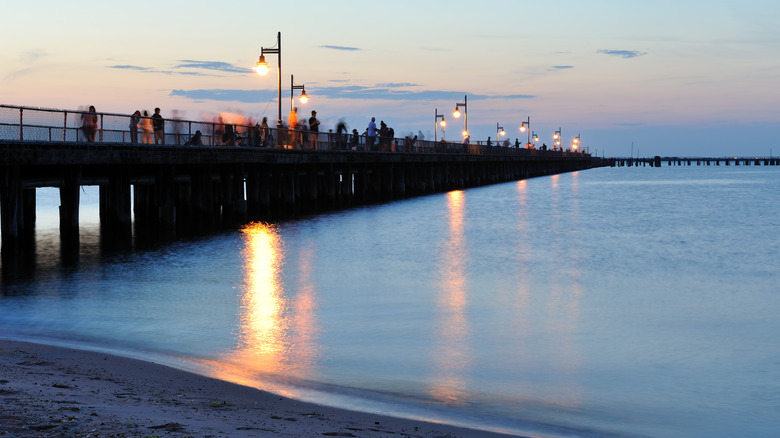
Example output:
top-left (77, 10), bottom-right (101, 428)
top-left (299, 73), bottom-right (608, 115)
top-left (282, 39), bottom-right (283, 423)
top-left (607, 156), bottom-right (779, 167)
top-left (1, 104), bottom-right (594, 268)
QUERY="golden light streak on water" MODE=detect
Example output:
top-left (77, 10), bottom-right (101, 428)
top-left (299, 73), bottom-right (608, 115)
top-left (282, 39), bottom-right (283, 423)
top-left (202, 222), bottom-right (319, 394)
top-left (429, 190), bottom-right (472, 404)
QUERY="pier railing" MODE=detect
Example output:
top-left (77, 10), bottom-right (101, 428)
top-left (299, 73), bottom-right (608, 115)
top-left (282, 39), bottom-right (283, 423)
top-left (0, 104), bottom-right (586, 159)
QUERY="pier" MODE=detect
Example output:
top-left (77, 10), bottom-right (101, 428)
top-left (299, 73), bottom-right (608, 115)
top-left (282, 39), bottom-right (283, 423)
top-left (607, 156), bottom-right (780, 167)
top-left (1, 104), bottom-right (594, 268)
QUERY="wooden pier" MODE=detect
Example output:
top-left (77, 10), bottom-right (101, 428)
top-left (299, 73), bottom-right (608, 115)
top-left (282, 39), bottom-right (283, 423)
top-left (607, 156), bottom-right (780, 167)
top-left (1, 140), bottom-right (594, 270)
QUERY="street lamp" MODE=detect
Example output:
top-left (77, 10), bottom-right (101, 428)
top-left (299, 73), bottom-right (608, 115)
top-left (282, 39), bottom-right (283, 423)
top-left (553, 127), bottom-right (562, 151)
top-left (531, 131), bottom-right (539, 148)
top-left (291, 74), bottom-right (308, 110)
top-left (497, 123), bottom-right (505, 145)
top-left (572, 133), bottom-right (580, 151)
top-left (255, 31), bottom-right (283, 130)
top-left (453, 95), bottom-right (468, 138)
top-left (519, 116), bottom-right (530, 147)
top-left (435, 108), bottom-right (446, 141)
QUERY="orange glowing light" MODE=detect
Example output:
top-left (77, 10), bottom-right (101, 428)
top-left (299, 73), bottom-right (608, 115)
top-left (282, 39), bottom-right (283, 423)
top-left (453, 108), bottom-right (461, 118)
top-left (299, 92), bottom-right (309, 104)
top-left (254, 56), bottom-right (270, 75)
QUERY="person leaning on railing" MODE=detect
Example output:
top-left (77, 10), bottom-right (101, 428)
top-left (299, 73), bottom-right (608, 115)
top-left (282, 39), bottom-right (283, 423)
top-left (81, 105), bottom-right (97, 142)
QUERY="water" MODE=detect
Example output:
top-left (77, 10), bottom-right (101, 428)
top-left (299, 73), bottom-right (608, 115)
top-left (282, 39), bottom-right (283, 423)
top-left (2, 166), bottom-right (779, 437)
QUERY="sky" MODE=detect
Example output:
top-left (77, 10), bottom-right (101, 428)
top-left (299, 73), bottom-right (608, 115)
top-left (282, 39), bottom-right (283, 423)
top-left (2, 0), bottom-right (779, 157)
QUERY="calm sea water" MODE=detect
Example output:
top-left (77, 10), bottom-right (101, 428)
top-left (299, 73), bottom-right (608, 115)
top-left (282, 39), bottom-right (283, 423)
top-left (1, 166), bottom-right (779, 437)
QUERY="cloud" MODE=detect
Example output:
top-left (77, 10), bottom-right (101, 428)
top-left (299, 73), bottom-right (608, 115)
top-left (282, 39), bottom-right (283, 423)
top-left (170, 89), bottom-right (266, 103)
top-left (20, 49), bottom-right (47, 63)
top-left (109, 65), bottom-right (152, 71)
top-left (4, 68), bottom-right (35, 80)
top-left (553, 65), bottom-right (574, 69)
top-left (320, 45), bottom-right (360, 51)
top-left (170, 85), bottom-right (536, 103)
top-left (376, 82), bottom-right (419, 88)
top-left (108, 60), bottom-right (250, 75)
top-left (597, 49), bottom-right (648, 59)
top-left (174, 60), bottom-right (251, 74)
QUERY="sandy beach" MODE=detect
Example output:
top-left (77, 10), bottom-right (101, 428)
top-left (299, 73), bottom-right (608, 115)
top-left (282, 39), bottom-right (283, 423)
top-left (0, 339), bottom-right (521, 437)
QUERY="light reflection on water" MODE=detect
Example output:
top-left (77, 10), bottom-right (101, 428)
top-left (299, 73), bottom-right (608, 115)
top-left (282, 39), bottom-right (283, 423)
top-left (201, 222), bottom-right (322, 396)
top-left (430, 190), bottom-right (471, 405)
top-left (2, 167), bottom-right (780, 438)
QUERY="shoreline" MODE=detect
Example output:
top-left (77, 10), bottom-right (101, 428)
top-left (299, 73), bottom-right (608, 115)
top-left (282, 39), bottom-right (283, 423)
top-left (0, 339), bottom-right (524, 437)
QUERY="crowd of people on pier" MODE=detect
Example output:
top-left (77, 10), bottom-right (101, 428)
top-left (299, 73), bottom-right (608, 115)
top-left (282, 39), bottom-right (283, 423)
top-left (76, 105), bottom-right (578, 153)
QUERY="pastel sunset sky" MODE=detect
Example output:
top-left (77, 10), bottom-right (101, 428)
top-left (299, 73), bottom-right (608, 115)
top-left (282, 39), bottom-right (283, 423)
top-left (2, 0), bottom-right (778, 157)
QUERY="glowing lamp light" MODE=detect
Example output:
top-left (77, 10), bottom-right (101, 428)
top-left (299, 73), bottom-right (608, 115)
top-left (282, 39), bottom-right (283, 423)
top-left (440, 119), bottom-right (447, 128)
top-left (462, 130), bottom-right (468, 137)
top-left (520, 125), bottom-right (527, 132)
top-left (500, 129), bottom-right (506, 136)
top-left (453, 108), bottom-right (461, 118)
top-left (299, 90), bottom-right (309, 104)
top-left (553, 133), bottom-right (559, 140)
top-left (254, 55), bottom-right (270, 75)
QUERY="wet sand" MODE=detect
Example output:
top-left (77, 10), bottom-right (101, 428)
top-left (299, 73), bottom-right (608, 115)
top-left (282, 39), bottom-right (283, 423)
top-left (0, 339), bottom-right (522, 437)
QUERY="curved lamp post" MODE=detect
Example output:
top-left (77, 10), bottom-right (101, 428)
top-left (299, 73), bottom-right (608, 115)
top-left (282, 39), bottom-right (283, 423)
top-left (453, 95), bottom-right (468, 138)
top-left (291, 74), bottom-right (308, 111)
top-left (435, 109), bottom-right (446, 141)
top-left (553, 127), bottom-right (562, 151)
top-left (255, 31), bottom-right (282, 130)
top-left (519, 116), bottom-right (530, 147)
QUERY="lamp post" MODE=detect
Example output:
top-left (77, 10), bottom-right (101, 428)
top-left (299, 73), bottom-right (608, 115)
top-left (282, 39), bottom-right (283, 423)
top-left (435, 109), bottom-right (446, 141)
top-left (453, 95), bottom-right (468, 138)
top-left (496, 123), bottom-right (505, 146)
top-left (532, 131), bottom-right (539, 148)
top-left (255, 31), bottom-right (282, 131)
top-left (519, 116), bottom-right (530, 147)
top-left (572, 133), bottom-right (581, 151)
top-left (290, 74), bottom-right (308, 111)
top-left (553, 127), bottom-right (562, 151)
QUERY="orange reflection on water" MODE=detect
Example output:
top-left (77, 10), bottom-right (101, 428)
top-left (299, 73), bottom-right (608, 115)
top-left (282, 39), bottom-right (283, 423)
top-left (429, 190), bottom-right (472, 404)
top-left (202, 222), bottom-right (319, 394)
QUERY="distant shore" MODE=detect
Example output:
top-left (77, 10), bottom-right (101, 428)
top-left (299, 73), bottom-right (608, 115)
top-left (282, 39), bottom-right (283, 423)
top-left (0, 339), bottom-right (521, 437)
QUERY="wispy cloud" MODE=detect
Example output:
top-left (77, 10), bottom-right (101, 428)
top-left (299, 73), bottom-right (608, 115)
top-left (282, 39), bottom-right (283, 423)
top-left (174, 60), bottom-right (250, 74)
top-left (108, 60), bottom-right (250, 75)
top-left (4, 49), bottom-right (48, 80)
top-left (553, 65), bottom-right (574, 69)
top-left (20, 49), bottom-right (47, 63)
top-left (377, 82), bottom-right (419, 88)
top-left (170, 85), bottom-right (536, 103)
top-left (109, 65), bottom-right (152, 71)
top-left (4, 68), bottom-right (35, 80)
top-left (597, 49), bottom-right (648, 59)
top-left (320, 45), bottom-right (360, 51)
top-left (170, 89), bottom-right (266, 104)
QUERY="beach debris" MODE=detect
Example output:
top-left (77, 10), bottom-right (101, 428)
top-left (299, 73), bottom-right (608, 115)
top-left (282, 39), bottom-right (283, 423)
top-left (148, 422), bottom-right (185, 431)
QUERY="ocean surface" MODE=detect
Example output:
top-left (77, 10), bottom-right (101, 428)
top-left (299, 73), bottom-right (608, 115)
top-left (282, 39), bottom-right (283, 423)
top-left (1, 165), bottom-right (778, 437)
